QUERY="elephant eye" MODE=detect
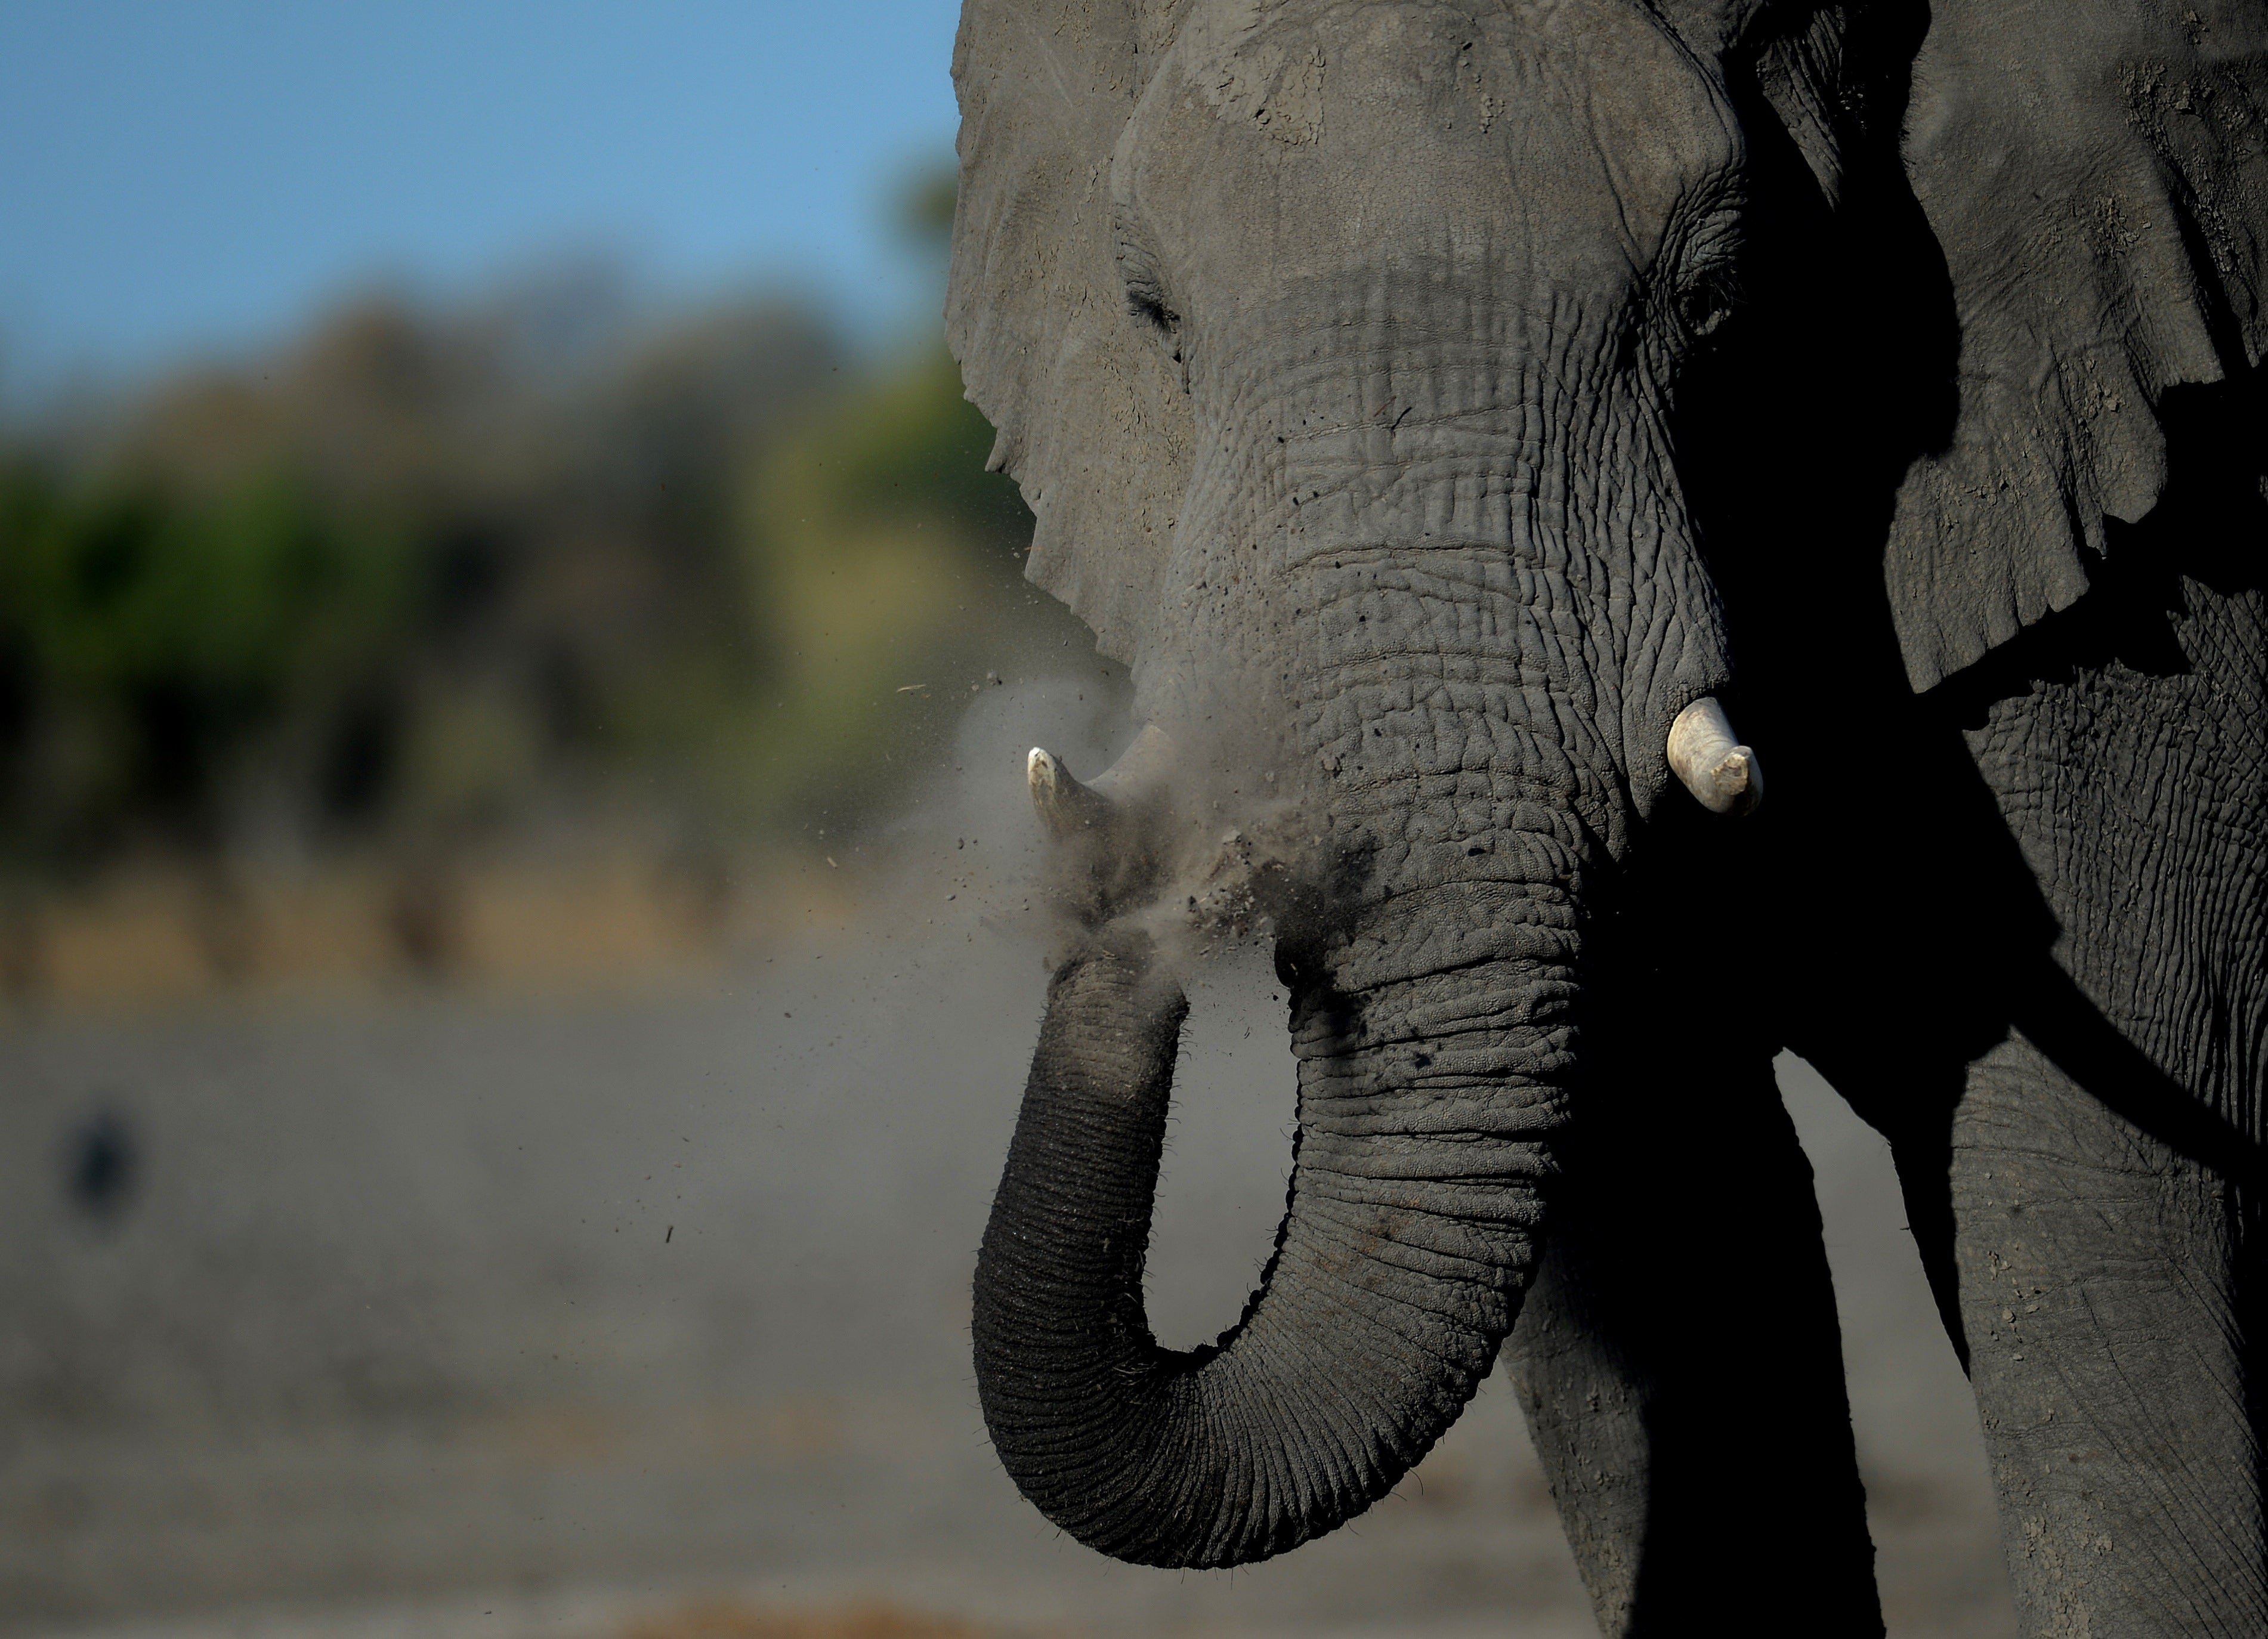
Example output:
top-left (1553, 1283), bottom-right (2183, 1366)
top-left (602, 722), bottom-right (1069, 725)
top-left (1676, 261), bottom-right (1741, 340)
top-left (1126, 277), bottom-right (1182, 346)
top-left (1113, 216), bottom-right (1184, 361)
top-left (1663, 187), bottom-right (1749, 346)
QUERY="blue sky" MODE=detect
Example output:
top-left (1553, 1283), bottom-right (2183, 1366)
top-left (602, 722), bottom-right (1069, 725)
top-left (0, 2), bottom-right (964, 402)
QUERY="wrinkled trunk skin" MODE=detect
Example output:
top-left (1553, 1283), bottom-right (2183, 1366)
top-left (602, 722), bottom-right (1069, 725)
top-left (974, 910), bottom-right (1574, 1568)
top-left (974, 248), bottom-right (1723, 1567)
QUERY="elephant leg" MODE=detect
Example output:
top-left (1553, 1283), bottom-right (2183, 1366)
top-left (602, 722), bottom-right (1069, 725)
top-left (1935, 558), bottom-right (2268, 1634)
top-left (1933, 1030), bottom-right (2266, 1636)
top-left (1503, 1036), bottom-right (1883, 1635)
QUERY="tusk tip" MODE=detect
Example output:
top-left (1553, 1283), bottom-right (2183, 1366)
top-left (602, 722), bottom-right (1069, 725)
top-left (1027, 748), bottom-right (1066, 814)
top-left (1710, 747), bottom-right (1763, 816)
top-left (1028, 746), bottom-right (1108, 835)
top-left (1028, 725), bottom-right (1170, 853)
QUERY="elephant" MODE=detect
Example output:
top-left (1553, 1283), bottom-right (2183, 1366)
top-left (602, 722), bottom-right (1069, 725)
top-left (946, 1), bottom-right (2268, 1632)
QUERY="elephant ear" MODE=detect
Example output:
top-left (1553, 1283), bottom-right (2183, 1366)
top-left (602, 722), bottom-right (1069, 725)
top-left (947, 0), bottom-right (1194, 669)
top-left (1660, 3), bottom-right (1874, 206)
top-left (1886, 0), bottom-right (2268, 691)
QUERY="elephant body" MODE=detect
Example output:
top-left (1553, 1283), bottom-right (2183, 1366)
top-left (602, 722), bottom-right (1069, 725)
top-left (947, 1), bottom-right (2268, 1632)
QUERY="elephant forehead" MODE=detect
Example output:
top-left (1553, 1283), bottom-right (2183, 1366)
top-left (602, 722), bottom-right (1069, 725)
top-left (1134, 0), bottom-right (1736, 281)
top-left (1178, 262), bottom-right (1646, 529)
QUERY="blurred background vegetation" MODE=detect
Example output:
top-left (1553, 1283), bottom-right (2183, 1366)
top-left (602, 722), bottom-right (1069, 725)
top-left (0, 166), bottom-right (1116, 992)
top-left (0, 171), bottom-right (1109, 997)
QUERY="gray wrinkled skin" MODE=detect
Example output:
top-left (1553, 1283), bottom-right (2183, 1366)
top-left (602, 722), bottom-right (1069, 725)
top-left (950, 2), bottom-right (2268, 1632)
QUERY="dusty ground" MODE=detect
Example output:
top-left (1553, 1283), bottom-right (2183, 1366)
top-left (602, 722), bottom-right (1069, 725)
top-left (0, 694), bottom-right (2020, 1639)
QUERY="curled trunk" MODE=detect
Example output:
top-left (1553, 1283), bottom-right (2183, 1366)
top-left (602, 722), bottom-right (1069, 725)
top-left (972, 916), bottom-right (1574, 1567)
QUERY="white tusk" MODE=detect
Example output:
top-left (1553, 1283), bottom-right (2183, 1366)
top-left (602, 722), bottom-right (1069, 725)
top-left (1026, 725), bottom-right (1175, 840)
top-left (1027, 747), bottom-right (1113, 838)
top-left (1086, 722), bottom-right (1173, 803)
top-left (1667, 697), bottom-right (1763, 817)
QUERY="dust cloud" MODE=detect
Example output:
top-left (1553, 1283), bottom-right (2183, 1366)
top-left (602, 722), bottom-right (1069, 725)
top-left (0, 672), bottom-right (2016, 1639)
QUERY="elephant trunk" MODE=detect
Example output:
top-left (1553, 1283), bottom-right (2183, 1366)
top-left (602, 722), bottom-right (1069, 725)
top-left (972, 893), bottom-right (1574, 1568)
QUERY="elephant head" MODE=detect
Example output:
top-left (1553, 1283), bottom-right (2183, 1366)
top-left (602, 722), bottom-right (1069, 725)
top-left (950, 0), bottom-right (2268, 1570)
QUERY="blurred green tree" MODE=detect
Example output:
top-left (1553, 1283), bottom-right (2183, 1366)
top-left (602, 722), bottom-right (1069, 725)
top-left (0, 161), bottom-right (1119, 880)
top-left (0, 460), bottom-right (407, 864)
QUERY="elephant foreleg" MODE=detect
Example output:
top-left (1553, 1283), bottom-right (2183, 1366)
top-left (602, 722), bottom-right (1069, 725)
top-left (1933, 560), bottom-right (2268, 1636)
top-left (1926, 1025), bottom-right (2267, 1637)
top-left (1503, 1032), bottom-right (1884, 1635)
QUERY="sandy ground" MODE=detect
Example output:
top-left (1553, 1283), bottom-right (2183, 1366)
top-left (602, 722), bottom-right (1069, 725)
top-left (0, 696), bottom-right (2020, 1639)
top-left (0, 924), bottom-right (2016, 1639)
